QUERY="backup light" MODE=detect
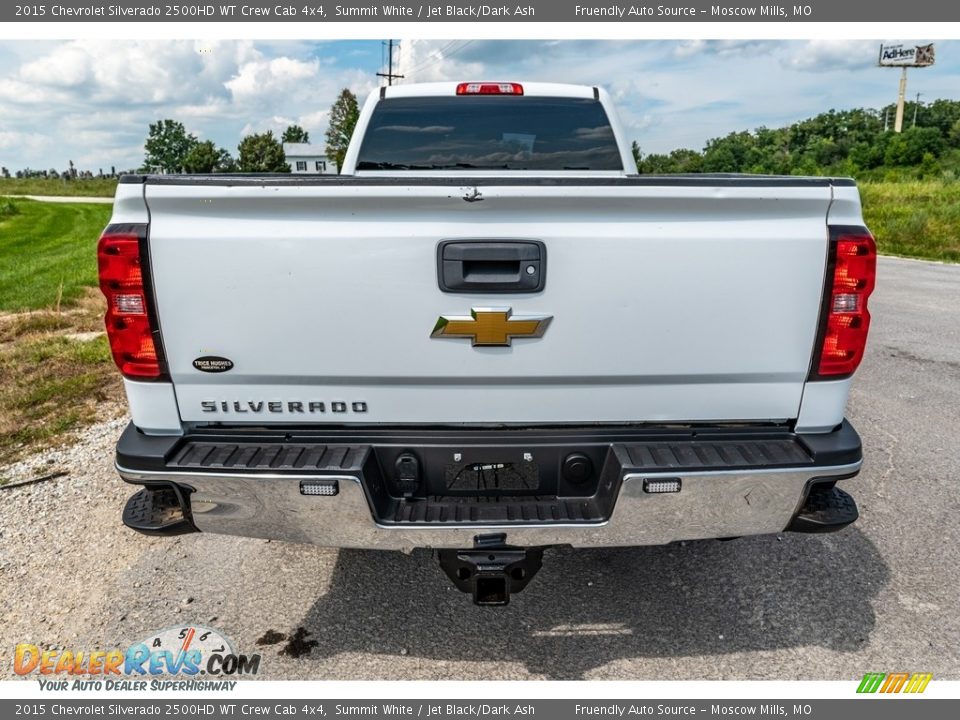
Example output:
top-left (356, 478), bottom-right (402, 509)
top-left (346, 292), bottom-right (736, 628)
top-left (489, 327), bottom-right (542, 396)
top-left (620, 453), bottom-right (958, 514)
top-left (643, 479), bottom-right (682, 494)
top-left (456, 82), bottom-right (524, 96)
top-left (300, 480), bottom-right (339, 496)
top-left (832, 293), bottom-right (860, 313)
top-left (114, 294), bottom-right (146, 315)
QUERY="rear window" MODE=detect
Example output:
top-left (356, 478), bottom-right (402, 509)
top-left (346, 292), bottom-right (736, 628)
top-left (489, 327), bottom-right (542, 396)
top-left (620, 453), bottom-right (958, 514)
top-left (356, 96), bottom-right (623, 171)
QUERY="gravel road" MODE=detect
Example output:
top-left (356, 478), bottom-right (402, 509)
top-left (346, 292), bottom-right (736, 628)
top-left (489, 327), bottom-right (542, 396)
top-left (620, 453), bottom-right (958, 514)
top-left (2, 255), bottom-right (958, 681)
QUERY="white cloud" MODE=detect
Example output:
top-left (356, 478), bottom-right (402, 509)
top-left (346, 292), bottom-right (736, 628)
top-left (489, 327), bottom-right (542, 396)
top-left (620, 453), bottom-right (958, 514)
top-left (673, 40), bottom-right (777, 59)
top-left (782, 40), bottom-right (887, 71)
top-left (0, 130), bottom-right (50, 156)
top-left (226, 56), bottom-right (320, 102)
top-left (397, 40), bottom-right (485, 83)
top-left (19, 44), bottom-right (93, 87)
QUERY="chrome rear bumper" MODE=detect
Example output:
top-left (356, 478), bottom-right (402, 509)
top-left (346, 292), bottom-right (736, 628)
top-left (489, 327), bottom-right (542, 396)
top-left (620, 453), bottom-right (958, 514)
top-left (116, 460), bottom-right (861, 551)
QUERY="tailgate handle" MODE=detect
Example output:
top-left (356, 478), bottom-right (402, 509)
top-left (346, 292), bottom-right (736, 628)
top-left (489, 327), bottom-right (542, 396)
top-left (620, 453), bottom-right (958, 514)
top-left (438, 240), bottom-right (545, 293)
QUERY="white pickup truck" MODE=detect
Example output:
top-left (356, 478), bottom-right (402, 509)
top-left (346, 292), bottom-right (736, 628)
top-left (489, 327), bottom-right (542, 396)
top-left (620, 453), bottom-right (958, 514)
top-left (102, 82), bottom-right (875, 604)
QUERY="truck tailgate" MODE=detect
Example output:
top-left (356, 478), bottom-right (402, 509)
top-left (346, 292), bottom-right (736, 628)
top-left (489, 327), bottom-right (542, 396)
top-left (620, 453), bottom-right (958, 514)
top-left (143, 181), bottom-right (832, 425)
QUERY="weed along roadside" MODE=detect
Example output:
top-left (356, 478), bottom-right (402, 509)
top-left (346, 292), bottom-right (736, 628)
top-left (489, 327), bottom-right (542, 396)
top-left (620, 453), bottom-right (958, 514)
top-left (859, 180), bottom-right (960, 262)
top-left (0, 198), bottom-right (122, 471)
top-left (0, 177), bottom-right (118, 198)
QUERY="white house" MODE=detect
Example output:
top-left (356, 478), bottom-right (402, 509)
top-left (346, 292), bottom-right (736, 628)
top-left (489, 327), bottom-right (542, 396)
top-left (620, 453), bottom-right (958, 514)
top-left (283, 143), bottom-right (338, 175)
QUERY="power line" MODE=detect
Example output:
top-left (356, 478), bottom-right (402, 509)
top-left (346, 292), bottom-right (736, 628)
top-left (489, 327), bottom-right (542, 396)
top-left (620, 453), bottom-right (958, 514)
top-left (401, 40), bottom-right (461, 76)
top-left (442, 39), bottom-right (475, 61)
top-left (402, 40), bottom-right (476, 79)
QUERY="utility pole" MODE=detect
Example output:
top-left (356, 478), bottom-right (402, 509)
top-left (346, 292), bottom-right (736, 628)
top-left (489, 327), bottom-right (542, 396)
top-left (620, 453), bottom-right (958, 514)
top-left (894, 66), bottom-right (907, 133)
top-left (913, 92), bottom-right (923, 127)
top-left (376, 39), bottom-right (404, 86)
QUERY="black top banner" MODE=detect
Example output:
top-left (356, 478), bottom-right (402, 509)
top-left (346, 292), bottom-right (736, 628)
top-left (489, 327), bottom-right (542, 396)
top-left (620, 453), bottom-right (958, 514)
top-left (4, 0), bottom-right (960, 22)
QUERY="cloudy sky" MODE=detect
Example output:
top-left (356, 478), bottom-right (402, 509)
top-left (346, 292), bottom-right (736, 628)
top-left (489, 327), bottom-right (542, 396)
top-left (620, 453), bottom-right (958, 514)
top-left (0, 39), bottom-right (956, 172)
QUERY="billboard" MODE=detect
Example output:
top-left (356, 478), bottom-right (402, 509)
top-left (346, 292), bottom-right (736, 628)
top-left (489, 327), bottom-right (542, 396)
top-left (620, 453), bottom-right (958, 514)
top-left (878, 43), bottom-right (936, 67)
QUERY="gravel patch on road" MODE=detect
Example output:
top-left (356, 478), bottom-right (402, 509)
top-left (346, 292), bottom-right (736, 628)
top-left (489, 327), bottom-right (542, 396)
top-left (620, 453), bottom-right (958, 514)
top-left (0, 416), bottom-right (126, 487)
top-left (0, 416), bottom-right (133, 653)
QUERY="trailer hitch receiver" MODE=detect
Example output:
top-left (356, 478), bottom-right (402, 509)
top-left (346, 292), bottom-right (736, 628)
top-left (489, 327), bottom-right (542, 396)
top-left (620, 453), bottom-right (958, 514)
top-left (438, 534), bottom-right (544, 606)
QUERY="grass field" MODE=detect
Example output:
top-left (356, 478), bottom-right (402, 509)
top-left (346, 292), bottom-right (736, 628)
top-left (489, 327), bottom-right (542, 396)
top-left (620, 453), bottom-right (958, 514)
top-left (0, 199), bottom-right (120, 469)
top-left (0, 177), bottom-right (118, 198)
top-left (860, 181), bottom-right (960, 263)
top-left (0, 199), bottom-right (112, 311)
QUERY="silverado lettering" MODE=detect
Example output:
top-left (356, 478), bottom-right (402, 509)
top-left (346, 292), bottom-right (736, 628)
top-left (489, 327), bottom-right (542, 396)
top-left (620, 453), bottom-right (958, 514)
top-left (103, 81), bottom-right (875, 605)
top-left (200, 401), bottom-right (368, 413)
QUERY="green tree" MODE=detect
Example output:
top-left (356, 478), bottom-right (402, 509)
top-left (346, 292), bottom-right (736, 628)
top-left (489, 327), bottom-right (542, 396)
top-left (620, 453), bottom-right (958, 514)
top-left (849, 140), bottom-right (887, 170)
top-left (910, 99), bottom-right (960, 136)
top-left (639, 148), bottom-right (704, 174)
top-left (702, 138), bottom-right (742, 172)
top-left (237, 131), bottom-right (290, 173)
top-left (668, 148), bottom-right (704, 173)
top-left (749, 126), bottom-right (792, 174)
top-left (948, 119), bottom-right (960, 149)
top-left (282, 125), bottom-right (310, 144)
top-left (324, 89), bottom-right (360, 173)
top-left (183, 140), bottom-right (236, 173)
top-left (811, 138), bottom-right (844, 167)
top-left (792, 155), bottom-right (822, 176)
top-left (918, 152), bottom-right (939, 179)
top-left (630, 141), bottom-right (642, 172)
top-left (884, 127), bottom-right (945, 166)
top-left (143, 119), bottom-right (197, 173)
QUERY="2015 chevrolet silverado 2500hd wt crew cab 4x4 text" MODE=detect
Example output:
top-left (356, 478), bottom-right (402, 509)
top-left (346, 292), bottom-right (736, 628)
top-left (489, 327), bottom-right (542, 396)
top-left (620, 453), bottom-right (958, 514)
top-left (103, 82), bottom-right (875, 604)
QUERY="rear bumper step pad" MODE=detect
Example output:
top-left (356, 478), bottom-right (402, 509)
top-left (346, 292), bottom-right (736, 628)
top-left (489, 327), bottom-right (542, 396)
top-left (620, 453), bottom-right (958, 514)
top-left (788, 485), bottom-right (859, 533)
top-left (122, 486), bottom-right (197, 536)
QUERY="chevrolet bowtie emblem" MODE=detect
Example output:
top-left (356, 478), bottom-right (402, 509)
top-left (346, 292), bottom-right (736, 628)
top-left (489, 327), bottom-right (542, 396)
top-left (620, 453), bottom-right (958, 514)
top-left (431, 307), bottom-right (552, 347)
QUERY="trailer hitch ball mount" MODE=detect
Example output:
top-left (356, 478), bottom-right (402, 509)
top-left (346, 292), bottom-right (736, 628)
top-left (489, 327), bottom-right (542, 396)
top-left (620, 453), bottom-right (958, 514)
top-left (437, 534), bottom-right (544, 606)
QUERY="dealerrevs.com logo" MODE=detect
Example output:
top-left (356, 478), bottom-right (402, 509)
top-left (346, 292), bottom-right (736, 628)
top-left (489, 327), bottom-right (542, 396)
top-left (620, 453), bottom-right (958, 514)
top-left (14, 626), bottom-right (260, 691)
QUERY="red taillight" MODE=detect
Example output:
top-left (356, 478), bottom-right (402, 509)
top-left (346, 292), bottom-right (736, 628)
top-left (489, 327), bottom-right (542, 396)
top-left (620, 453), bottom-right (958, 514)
top-left (97, 228), bottom-right (162, 379)
top-left (456, 82), bottom-right (524, 96)
top-left (814, 229), bottom-right (877, 377)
